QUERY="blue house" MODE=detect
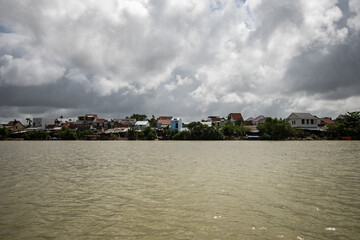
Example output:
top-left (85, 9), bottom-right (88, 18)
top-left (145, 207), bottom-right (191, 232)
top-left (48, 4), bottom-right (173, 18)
top-left (170, 117), bottom-right (182, 132)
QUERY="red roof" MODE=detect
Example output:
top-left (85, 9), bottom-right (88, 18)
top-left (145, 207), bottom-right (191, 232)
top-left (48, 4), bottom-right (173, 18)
top-left (95, 118), bottom-right (105, 123)
top-left (157, 119), bottom-right (171, 125)
top-left (230, 113), bottom-right (243, 121)
top-left (159, 116), bottom-right (173, 120)
top-left (123, 118), bottom-right (136, 121)
top-left (320, 118), bottom-right (335, 124)
top-left (209, 117), bottom-right (221, 122)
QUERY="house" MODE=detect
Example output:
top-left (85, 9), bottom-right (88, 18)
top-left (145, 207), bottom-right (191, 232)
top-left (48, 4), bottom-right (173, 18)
top-left (246, 115), bottom-right (266, 125)
top-left (318, 118), bottom-right (335, 131)
top-left (33, 118), bottom-right (55, 129)
top-left (207, 116), bottom-right (226, 127)
top-left (229, 113), bottom-right (244, 125)
top-left (76, 114), bottom-right (98, 125)
top-left (286, 113), bottom-right (319, 130)
top-left (119, 118), bottom-right (136, 128)
top-left (170, 117), bottom-right (182, 131)
top-left (135, 121), bottom-right (149, 130)
top-left (94, 118), bottom-right (107, 131)
top-left (255, 115), bottom-right (266, 124)
top-left (157, 116), bottom-right (172, 129)
top-left (4, 120), bottom-right (26, 132)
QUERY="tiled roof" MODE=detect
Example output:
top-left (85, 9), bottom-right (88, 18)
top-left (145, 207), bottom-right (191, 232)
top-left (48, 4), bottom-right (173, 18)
top-left (157, 119), bottom-right (171, 125)
top-left (320, 118), bottom-right (335, 124)
top-left (95, 118), bottom-right (105, 123)
top-left (230, 113), bottom-right (243, 121)
top-left (159, 116), bottom-right (173, 120)
top-left (292, 113), bottom-right (318, 119)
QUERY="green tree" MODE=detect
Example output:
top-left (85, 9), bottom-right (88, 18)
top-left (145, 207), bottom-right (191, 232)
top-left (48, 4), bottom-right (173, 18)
top-left (77, 129), bottom-right (94, 140)
top-left (127, 127), bottom-right (137, 140)
top-left (148, 115), bottom-right (157, 128)
top-left (326, 111), bottom-right (360, 139)
top-left (24, 130), bottom-right (50, 140)
top-left (257, 117), bottom-right (294, 140)
top-left (57, 127), bottom-right (77, 140)
top-left (130, 114), bottom-right (147, 121)
top-left (0, 128), bottom-right (10, 140)
top-left (187, 122), bottom-right (206, 140)
top-left (143, 126), bottom-right (157, 140)
top-left (161, 127), bottom-right (178, 140)
top-left (172, 130), bottom-right (191, 140)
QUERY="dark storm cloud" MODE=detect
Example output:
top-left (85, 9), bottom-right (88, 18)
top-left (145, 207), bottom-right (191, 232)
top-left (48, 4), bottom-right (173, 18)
top-left (285, 38), bottom-right (360, 100)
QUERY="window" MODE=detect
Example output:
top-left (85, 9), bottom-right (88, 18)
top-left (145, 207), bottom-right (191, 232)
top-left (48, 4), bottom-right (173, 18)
top-left (311, 119), bottom-right (314, 124)
top-left (292, 120), bottom-right (296, 125)
top-left (306, 119), bottom-right (309, 124)
top-left (302, 119), bottom-right (305, 124)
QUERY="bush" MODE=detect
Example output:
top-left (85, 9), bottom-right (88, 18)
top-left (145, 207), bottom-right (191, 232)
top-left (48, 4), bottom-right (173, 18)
top-left (58, 127), bottom-right (77, 140)
top-left (0, 128), bottom-right (10, 140)
top-left (24, 130), bottom-right (50, 140)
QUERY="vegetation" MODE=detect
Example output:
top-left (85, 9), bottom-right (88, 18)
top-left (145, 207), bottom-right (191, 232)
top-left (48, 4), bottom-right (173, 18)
top-left (257, 117), bottom-right (294, 140)
top-left (24, 130), bottom-right (50, 140)
top-left (130, 114), bottom-right (147, 121)
top-left (126, 127), bottom-right (137, 140)
top-left (326, 111), bottom-right (360, 140)
top-left (58, 127), bottom-right (77, 140)
top-left (77, 129), bottom-right (95, 140)
top-left (185, 122), bottom-right (224, 140)
top-left (143, 126), bottom-right (157, 140)
top-left (148, 115), bottom-right (157, 128)
top-left (0, 128), bottom-right (10, 140)
top-left (222, 122), bottom-right (249, 138)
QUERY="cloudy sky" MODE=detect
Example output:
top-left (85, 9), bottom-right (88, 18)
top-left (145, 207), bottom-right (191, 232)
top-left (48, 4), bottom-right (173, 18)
top-left (0, 0), bottom-right (359, 122)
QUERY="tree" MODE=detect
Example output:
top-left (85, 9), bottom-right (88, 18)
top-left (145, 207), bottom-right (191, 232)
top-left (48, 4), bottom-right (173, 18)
top-left (130, 114), bottom-right (147, 121)
top-left (143, 126), bottom-right (157, 140)
top-left (24, 130), bottom-right (50, 140)
top-left (57, 127), bottom-right (77, 140)
top-left (257, 117), bottom-right (294, 140)
top-left (127, 127), bottom-right (137, 140)
top-left (0, 128), bottom-right (10, 140)
top-left (222, 122), bottom-right (235, 137)
top-left (148, 115), bottom-right (157, 128)
top-left (26, 118), bottom-right (32, 127)
top-left (78, 129), bottom-right (95, 140)
top-left (326, 111), bottom-right (360, 139)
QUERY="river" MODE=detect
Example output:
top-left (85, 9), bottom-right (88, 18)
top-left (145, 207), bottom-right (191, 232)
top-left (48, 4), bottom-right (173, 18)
top-left (0, 141), bottom-right (359, 239)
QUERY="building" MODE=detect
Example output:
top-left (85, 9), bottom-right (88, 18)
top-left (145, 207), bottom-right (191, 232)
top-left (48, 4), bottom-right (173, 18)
top-left (255, 115), bottom-right (266, 124)
top-left (170, 117), bottom-right (182, 131)
top-left (76, 114), bottom-right (98, 125)
top-left (318, 118), bottom-right (335, 131)
top-left (33, 118), bottom-right (55, 129)
top-left (157, 116), bottom-right (172, 129)
top-left (286, 113), bottom-right (319, 130)
top-left (207, 116), bottom-right (226, 127)
top-left (135, 121), bottom-right (149, 130)
top-left (119, 118), bottom-right (136, 128)
top-left (4, 121), bottom-right (26, 132)
top-left (229, 113), bottom-right (244, 125)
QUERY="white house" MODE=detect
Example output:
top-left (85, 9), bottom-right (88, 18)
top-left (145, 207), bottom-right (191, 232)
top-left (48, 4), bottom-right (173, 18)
top-left (135, 121), bottom-right (149, 130)
top-left (286, 113), bottom-right (319, 130)
top-left (33, 118), bottom-right (55, 129)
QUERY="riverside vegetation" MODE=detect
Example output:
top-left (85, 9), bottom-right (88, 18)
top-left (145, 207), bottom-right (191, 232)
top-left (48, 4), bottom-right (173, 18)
top-left (1, 111), bottom-right (359, 141)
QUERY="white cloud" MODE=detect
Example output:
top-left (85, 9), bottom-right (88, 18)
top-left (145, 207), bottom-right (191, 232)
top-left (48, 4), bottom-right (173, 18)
top-left (0, 0), bottom-right (359, 119)
top-left (348, 0), bottom-right (360, 31)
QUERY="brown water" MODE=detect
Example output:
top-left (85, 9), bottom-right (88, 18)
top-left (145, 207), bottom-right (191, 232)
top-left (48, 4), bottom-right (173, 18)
top-left (0, 141), bottom-right (359, 239)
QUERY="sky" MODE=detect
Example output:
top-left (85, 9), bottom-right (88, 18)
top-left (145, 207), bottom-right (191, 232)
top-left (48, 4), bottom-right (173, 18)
top-left (0, 0), bottom-right (360, 122)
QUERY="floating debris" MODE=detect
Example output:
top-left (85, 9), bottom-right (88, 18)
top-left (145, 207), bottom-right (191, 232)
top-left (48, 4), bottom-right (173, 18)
top-left (326, 227), bottom-right (336, 231)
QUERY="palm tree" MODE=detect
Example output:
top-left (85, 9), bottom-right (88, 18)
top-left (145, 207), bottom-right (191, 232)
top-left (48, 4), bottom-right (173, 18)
top-left (26, 118), bottom-right (32, 127)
